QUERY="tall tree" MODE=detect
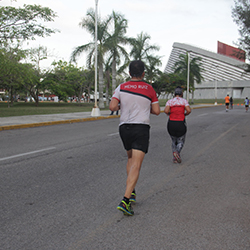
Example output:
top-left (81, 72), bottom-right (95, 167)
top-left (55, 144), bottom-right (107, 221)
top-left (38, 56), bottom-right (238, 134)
top-left (232, 0), bottom-right (250, 63)
top-left (0, 46), bottom-right (27, 106)
top-left (103, 59), bottom-right (112, 106)
top-left (106, 11), bottom-right (130, 94)
top-left (174, 53), bottom-right (203, 102)
top-left (42, 61), bottom-right (87, 102)
top-left (152, 72), bottom-right (170, 97)
top-left (152, 72), bottom-right (185, 98)
top-left (28, 45), bottom-right (48, 72)
top-left (144, 55), bottom-right (162, 84)
top-left (71, 9), bottom-right (111, 108)
top-left (27, 45), bottom-right (49, 105)
top-left (129, 32), bottom-right (160, 63)
top-left (0, 3), bottom-right (59, 105)
top-left (0, 4), bottom-right (58, 46)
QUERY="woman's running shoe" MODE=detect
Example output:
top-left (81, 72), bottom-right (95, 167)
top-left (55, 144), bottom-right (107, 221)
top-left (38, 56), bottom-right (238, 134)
top-left (173, 152), bottom-right (182, 163)
top-left (173, 157), bottom-right (178, 163)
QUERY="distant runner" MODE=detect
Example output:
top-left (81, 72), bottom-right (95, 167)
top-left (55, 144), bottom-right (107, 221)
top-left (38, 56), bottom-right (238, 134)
top-left (244, 97), bottom-right (249, 112)
top-left (225, 94), bottom-right (230, 112)
top-left (164, 87), bottom-right (191, 164)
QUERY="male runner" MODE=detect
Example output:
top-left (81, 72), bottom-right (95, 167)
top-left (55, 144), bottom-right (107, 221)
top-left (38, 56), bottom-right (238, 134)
top-left (225, 94), bottom-right (230, 112)
top-left (244, 97), bottom-right (249, 112)
top-left (109, 60), bottom-right (160, 216)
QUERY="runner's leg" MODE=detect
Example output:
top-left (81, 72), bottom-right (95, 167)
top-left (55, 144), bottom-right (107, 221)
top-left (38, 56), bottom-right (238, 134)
top-left (124, 149), bottom-right (145, 199)
top-left (176, 134), bottom-right (186, 153)
top-left (171, 135), bottom-right (178, 153)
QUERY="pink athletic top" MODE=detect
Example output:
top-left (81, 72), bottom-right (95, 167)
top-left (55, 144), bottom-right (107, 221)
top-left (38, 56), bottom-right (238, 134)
top-left (165, 97), bottom-right (189, 121)
top-left (112, 80), bottom-right (159, 125)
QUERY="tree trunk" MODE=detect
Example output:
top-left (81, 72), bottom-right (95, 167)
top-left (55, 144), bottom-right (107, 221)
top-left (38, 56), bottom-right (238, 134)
top-left (112, 59), bottom-right (117, 93)
top-left (35, 87), bottom-right (39, 107)
top-left (98, 64), bottom-right (105, 108)
top-left (10, 85), bottom-right (14, 106)
top-left (106, 69), bottom-right (111, 106)
top-left (106, 84), bottom-right (109, 106)
top-left (8, 88), bottom-right (10, 108)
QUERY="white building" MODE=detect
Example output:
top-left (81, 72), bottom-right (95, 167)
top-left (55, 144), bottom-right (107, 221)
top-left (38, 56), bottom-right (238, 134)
top-left (165, 42), bottom-right (250, 100)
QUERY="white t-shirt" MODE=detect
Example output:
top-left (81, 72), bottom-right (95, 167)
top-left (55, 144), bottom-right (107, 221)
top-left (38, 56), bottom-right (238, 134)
top-left (112, 80), bottom-right (159, 126)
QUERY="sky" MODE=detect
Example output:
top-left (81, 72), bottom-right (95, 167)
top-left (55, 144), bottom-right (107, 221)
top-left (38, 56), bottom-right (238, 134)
top-left (1, 0), bottom-right (240, 72)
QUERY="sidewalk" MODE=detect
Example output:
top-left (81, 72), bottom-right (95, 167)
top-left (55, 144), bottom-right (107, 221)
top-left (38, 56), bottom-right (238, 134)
top-left (0, 104), bottom-right (215, 131)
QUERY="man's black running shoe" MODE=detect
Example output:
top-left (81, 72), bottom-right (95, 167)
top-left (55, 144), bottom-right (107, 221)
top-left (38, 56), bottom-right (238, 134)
top-left (129, 192), bottom-right (136, 203)
top-left (117, 200), bottom-right (134, 216)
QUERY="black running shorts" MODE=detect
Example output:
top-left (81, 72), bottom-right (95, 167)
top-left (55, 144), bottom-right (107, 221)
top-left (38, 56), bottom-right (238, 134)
top-left (167, 120), bottom-right (187, 137)
top-left (119, 124), bottom-right (150, 153)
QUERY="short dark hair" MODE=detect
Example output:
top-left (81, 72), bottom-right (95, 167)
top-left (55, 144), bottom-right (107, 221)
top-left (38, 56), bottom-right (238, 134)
top-left (174, 86), bottom-right (183, 96)
top-left (129, 60), bottom-right (145, 77)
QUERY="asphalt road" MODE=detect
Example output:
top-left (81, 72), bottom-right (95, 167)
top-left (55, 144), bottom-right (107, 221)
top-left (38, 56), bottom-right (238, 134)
top-left (1, 106), bottom-right (250, 250)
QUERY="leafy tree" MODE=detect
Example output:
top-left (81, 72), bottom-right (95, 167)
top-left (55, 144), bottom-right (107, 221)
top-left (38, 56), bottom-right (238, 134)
top-left (43, 61), bottom-right (74, 102)
top-left (81, 67), bottom-right (95, 103)
top-left (21, 63), bottom-right (41, 105)
top-left (0, 4), bottom-right (58, 46)
top-left (106, 11), bottom-right (130, 94)
top-left (129, 32), bottom-right (162, 85)
top-left (43, 61), bottom-right (92, 103)
top-left (28, 45), bottom-right (48, 72)
top-left (232, 0), bottom-right (250, 62)
top-left (0, 3), bottom-right (59, 106)
top-left (174, 53), bottom-right (203, 102)
top-left (0, 46), bottom-right (28, 106)
top-left (152, 72), bottom-right (170, 97)
top-left (25, 45), bottom-right (49, 105)
top-left (144, 55), bottom-right (162, 84)
top-left (129, 32), bottom-right (160, 64)
top-left (103, 59), bottom-right (112, 105)
top-left (71, 8), bottom-right (111, 108)
top-left (152, 72), bottom-right (185, 98)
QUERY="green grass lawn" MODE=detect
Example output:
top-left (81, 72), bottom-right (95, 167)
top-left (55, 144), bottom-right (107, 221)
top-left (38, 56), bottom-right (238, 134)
top-left (0, 102), bottom-right (95, 117)
top-left (0, 99), bottom-right (244, 117)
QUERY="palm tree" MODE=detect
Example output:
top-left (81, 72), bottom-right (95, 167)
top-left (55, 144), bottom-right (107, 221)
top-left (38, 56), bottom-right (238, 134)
top-left (174, 53), bottom-right (203, 102)
top-left (71, 8), bottom-right (111, 108)
top-left (105, 11), bottom-right (130, 94)
top-left (144, 55), bottom-right (162, 84)
top-left (129, 32), bottom-right (160, 64)
top-left (103, 59), bottom-right (112, 106)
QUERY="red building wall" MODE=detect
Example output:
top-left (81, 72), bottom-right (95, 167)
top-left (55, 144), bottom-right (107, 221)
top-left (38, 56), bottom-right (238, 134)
top-left (217, 41), bottom-right (245, 62)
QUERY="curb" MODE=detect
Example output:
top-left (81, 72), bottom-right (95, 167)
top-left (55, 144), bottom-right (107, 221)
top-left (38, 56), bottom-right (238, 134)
top-left (0, 105), bottom-right (215, 131)
top-left (0, 115), bottom-right (120, 131)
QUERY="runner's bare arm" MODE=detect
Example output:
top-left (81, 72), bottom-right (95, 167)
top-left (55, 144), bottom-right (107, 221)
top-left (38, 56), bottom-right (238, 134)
top-left (164, 105), bottom-right (170, 115)
top-left (109, 98), bottom-right (120, 111)
top-left (185, 105), bottom-right (191, 116)
top-left (151, 102), bottom-right (160, 115)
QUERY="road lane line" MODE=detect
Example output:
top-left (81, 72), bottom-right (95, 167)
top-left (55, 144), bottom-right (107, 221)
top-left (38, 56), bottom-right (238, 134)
top-left (107, 132), bottom-right (119, 136)
top-left (197, 113), bottom-right (208, 117)
top-left (0, 147), bottom-right (56, 162)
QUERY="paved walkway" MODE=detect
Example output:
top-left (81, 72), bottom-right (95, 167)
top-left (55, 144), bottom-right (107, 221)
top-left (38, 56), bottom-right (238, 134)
top-left (0, 104), bottom-right (215, 131)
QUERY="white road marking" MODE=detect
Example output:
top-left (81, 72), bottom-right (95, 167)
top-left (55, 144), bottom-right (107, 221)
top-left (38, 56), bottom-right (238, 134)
top-left (0, 147), bottom-right (56, 162)
top-left (107, 132), bottom-right (119, 136)
top-left (197, 113), bottom-right (208, 117)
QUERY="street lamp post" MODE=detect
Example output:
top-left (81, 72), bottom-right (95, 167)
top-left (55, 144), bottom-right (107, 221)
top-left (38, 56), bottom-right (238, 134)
top-left (214, 65), bottom-right (218, 105)
top-left (91, 0), bottom-right (101, 117)
top-left (187, 51), bottom-right (190, 103)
